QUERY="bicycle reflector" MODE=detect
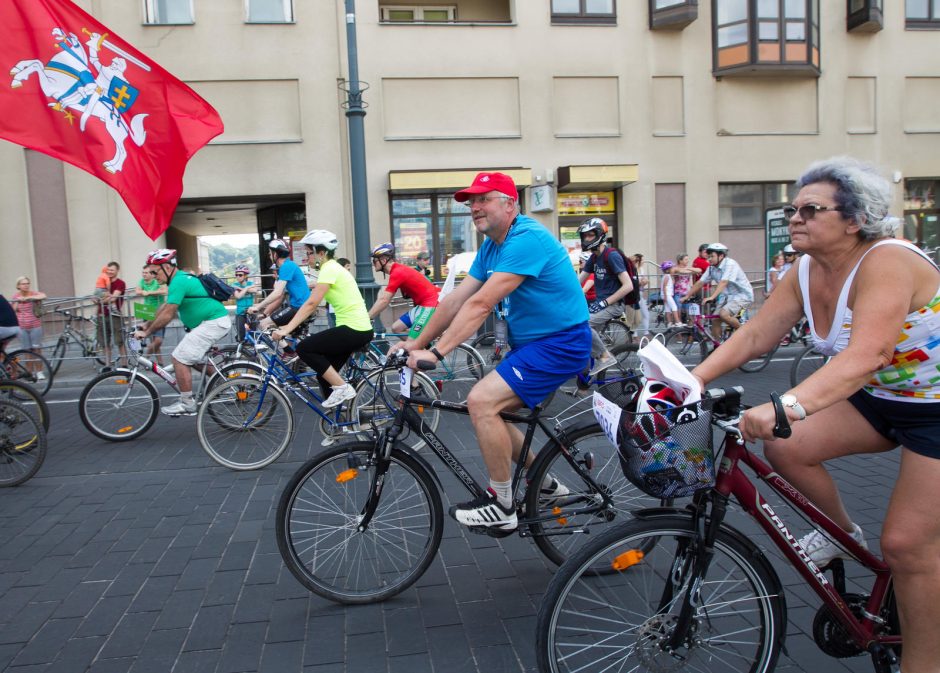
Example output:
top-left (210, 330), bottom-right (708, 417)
top-left (611, 549), bottom-right (644, 571)
top-left (336, 468), bottom-right (359, 483)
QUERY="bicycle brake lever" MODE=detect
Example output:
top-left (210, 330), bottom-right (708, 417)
top-left (769, 392), bottom-right (792, 439)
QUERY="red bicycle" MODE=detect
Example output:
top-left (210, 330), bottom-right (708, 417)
top-left (536, 386), bottom-right (901, 673)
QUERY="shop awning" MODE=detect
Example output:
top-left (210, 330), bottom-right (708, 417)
top-left (556, 165), bottom-right (639, 192)
top-left (388, 168), bottom-right (532, 193)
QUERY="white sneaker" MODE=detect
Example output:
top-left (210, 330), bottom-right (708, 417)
top-left (450, 489), bottom-right (518, 531)
top-left (799, 523), bottom-right (867, 566)
top-left (589, 353), bottom-right (617, 376)
top-left (539, 478), bottom-right (571, 506)
top-left (161, 399), bottom-right (198, 416)
top-left (322, 383), bottom-right (356, 409)
top-left (321, 435), bottom-right (337, 447)
top-left (35, 371), bottom-right (46, 381)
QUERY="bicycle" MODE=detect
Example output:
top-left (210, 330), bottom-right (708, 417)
top-left (196, 329), bottom-right (441, 470)
top-left (0, 338), bottom-right (54, 396)
top-left (0, 380), bottom-right (50, 433)
top-left (536, 387), bottom-right (902, 673)
top-left (48, 307), bottom-right (104, 374)
top-left (79, 334), bottom-right (260, 442)
top-left (790, 344), bottom-right (830, 387)
top-left (274, 352), bottom-right (664, 605)
top-left (0, 399), bottom-right (47, 487)
top-left (664, 303), bottom-right (768, 372)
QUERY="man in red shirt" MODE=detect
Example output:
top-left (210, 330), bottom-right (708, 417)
top-left (95, 261), bottom-right (127, 369)
top-left (692, 243), bottom-right (711, 301)
top-left (367, 243), bottom-right (440, 338)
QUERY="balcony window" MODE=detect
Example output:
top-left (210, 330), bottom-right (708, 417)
top-left (713, 0), bottom-right (820, 77)
top-left (381, 5), bottom-right (456, 22)
top-left (551, 0), bottom-right (616, 25)
top-left (143, 0), bottom-right (193, 24)
top-left (650, 0), bottom-right (698, 30)
top-left (847, 0), bottom-right (883, 32)
top-left (246, 0), bottom-right (293, 23)
top-left (906, 0), bottom-right (940, 28)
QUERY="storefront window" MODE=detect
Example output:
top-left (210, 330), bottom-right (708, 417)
top-left (719, 182), bottom-right (796, 229)
top-left (389, 194), bottom-right (476, 280)
top-left (904, 179), bottom-right (940, 262)
top-left (556, 191), bottom-right (618, 264)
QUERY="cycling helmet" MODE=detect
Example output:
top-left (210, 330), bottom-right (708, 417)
top-left (300, 229), bottom-right (339, 251)
top-left (370, 242), bottom-right (396, 259)
top-left (660, 260), bottom-right (675, 272)
top-left (234, 264), bottom-right (250, 275)
top-left (705, 242), bottom-right (728, 254)
top-left (577, 218), bottom-right (608, 252)
top-left (146, 248), bottom-right (177, 266)
top-left (268, 239), bottom-right (290, 258)
top-left (782, 244), bottom-right (796, 254)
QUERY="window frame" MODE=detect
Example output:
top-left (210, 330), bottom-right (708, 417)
top-left (719, 182), bottom-right (797, 231)
top-left (847, 0), bottom-right (883, 32)
top-left (380, 5), bottom-right (457, 23)
top-left (142, 0), bottom-right (194, 25)
top-left (906, 0), bottom-right (940, 29)
top-left (245, 0), bottom-right (294, 24)
top-left (551, 0), bottom-right (617, 25)
top-left (649, 0), bottom-right (698, 30)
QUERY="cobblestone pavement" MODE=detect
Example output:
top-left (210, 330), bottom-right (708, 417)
top-left (0, 352), bottom-right (893, 672)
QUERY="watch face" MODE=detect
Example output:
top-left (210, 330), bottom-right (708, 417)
top-left (780, 394), bottom-right (796, 407)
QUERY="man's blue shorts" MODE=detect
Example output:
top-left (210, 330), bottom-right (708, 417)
top-left (495, 322), bottom-right (591, 409)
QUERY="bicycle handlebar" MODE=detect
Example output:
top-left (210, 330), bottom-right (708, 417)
top-left (769, 392), bottom-right (793, 439)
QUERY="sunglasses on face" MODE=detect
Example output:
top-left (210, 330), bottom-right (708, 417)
top-left (783, 204), bottom-right (844, 220)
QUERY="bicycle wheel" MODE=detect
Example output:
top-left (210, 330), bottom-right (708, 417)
top-left (664, 329), bottom-right (707, 367)
top-left (738, 345), bottom-right (777, 373)
top-left (536, 517), bottom-right (784, 673)
top-left (206, 359), bottom-right (264, 392)
top-left (276, 441), bottom-right (443, 604)
top-left (0, 381), bottom-right (50, 433)
top-left (595, 343), bottom-right (642, 407)
top-left (599, 319), bottom-right (629, 348)
top-left (526, 421), bottom-right (670, 567)
top-left (435, 343), bottom-right (486, 402)
top-left (49, 337), bottom-right (68, 376)
top-left (0, 400), bottom-right (46, 487)
top-left (197, 376), bottom-right (294, 470)
top-left (470, 331), bottom-right (507, 368)
top-left (350, 368), bottom-right (440, 450)
top-left (79, 369), bottom-right (159, 441)
top-left (3, 350), bottom-right (53, 396)
top-left (790, 346), bottom-right (830, 388)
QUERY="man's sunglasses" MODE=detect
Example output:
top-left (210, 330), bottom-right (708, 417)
top-left (782, 204), bottom-right (844, 220)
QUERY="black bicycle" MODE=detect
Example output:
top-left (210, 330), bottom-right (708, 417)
top-left (275, 353), bottom-right (660, 604)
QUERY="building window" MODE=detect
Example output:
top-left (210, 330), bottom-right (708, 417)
top-left (381, 5), bottom-right (456, 22)
top-left (713, 0), bottom-right (820, 76)
top-left (551, 0), bottom-right (616, 25)
top-left (246, 0), bottom-right (293, 23)
top-left (906, 0), bottom-right (940, 28)
top-left (847, 0), bottom-right (883, 32)
top-left (719, 182), bottom-right (797, 230)
top-left (143, 0), bottom-right (193, 24)
top-left (389, 195), bottom-right (477, 280)
top-left (650, 0), bottom-right (698, 30)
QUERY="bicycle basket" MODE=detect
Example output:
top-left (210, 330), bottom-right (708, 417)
top-left (617, 401), bottom-right (714, 499)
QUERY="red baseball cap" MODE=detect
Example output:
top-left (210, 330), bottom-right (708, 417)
top-left (454, 172), bottom-right (518, 202)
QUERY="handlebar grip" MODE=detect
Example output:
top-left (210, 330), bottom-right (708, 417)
top-left (769, 392), bottom-right (792, 439)
top-left (416, 360), bottom-right (436, 371)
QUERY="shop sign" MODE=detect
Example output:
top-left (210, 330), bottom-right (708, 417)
top-left (399, 220), bottom-right (429, 258)
top-left (765, 207), bottom-right (789, 266)
top-left (557, 192), bottom-right (615, 215)
top-left (530, 185), bottom-right (555, 212)
top-left (287, 229), bottom-right (308, 263)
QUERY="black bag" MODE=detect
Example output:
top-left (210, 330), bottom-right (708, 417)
top-left (600, 247), bottom-right (641, 307)
top-left (196, 273), bottom-right (235, 302)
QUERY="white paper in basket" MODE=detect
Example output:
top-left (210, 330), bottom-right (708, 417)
top-left (637, 338), bottom-right (701, 407)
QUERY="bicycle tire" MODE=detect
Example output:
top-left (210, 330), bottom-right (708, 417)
top-left (664, 328), bottom-right (708, 367)
top-left (79, 369), bottom-right (159, 441)
top-left (350, 368), bottom-right (440, 450)
top-left (536, 517), bottom-right (784, 673)
top-left (206, 359), bottom-right (264, 392)
top-left (525, 421), bottom-right (670, 567)
top-left (435, 342), bottom-right (486, 402)
top-left (599, 319), bottom-right (629, 348)
top-left (49, 337), bottom-right (68, 376)
top-left (0, 400), bottom-right (47, 487)
top-left (0, 381), bottom-right (50, 432)
top-left (470, 331), bottom-right (506, 368)
top-left (3, 350), bottom-right (53, 396)
top-left (276, 441), bottom-right (443, 604)
top-left (738, 344), bottom-right (777, 373)
top-left (197, 376), bottom-right (294, 470)
top-left (790, 346), bottom-right (830, 388)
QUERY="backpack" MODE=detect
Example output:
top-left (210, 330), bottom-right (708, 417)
top-left (600, 247), bottom-right (641, 307)
top-left (195, 273), bottom-right (235, 302)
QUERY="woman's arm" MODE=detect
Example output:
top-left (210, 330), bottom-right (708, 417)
top-left (273, 283), bottom-right (328, 336)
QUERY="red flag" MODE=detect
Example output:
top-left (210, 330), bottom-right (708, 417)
top-left (0, 0), bottom-right (223, 240)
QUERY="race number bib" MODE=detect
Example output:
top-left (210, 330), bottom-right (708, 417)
top-left (400, 367), bottom-right (414, 399)
top-left (688, 303), bottom-right (700, 316)
top-left (592, 391), bottom-right (622, 448)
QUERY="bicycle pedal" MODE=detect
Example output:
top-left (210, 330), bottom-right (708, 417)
top-left (466, 525), bottom-right (515, 539)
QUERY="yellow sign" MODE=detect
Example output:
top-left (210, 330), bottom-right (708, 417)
top-left (557, 192), bottom-right (615, 216)
top-left (399, 220), bottom-right (429, 257)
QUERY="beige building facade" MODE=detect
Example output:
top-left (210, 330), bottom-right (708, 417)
top-left (2, 0), bottom-right (939, 296)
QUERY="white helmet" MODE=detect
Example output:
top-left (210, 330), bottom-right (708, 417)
top-left (300, 229), bottom-right (339, 251)
top-left (782, 244), bottom-right (796, 254)
top-left (268, 238), bottom-right (290, 253)
top-left (705, 242), bottom-right (729, 254)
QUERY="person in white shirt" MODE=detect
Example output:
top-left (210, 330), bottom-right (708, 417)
top-left (680, 242), bottom-right (753, 341)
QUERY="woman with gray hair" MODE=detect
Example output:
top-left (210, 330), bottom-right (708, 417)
top-left (690, 156), bottom-right (940, 672)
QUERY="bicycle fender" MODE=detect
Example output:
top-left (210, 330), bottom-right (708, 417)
top-left (632, 506), bottom-right (789, 653)
top-left (391, 442), bottom-right (444, 493)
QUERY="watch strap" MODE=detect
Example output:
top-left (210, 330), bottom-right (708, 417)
top-left (430, 347), bottom-right (445, 362)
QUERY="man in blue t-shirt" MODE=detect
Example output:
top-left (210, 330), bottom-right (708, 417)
top-left (248, 238), bottom-right (311, 329)
top-left (404, 172), bottom-right (591, 533)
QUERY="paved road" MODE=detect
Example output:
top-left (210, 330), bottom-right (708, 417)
top-left (0, 350), bottom-right (892, 672)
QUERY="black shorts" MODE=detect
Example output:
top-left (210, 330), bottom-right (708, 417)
top-left (270, 306), bottom-right (298, 327)
top-left (848, 389), bottom-right (940, 458)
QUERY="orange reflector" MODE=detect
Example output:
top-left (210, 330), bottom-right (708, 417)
top-left (118, 426), bottom-right (134, 434)
top-left (116, 379), bottom-right (129, 385)
top-left (417, 405), bottom-right (424, 414)
top-left (611, 549), bottom-right (644, 571)
top-left (237, 391), bottom-right (248, 401)
top-left (552, 506), bottom-right (567, 526)
top-left (336, 468), bottom-right (358, 483)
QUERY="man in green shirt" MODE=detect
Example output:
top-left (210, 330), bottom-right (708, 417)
top-left (137, 265), bottom-right (168, 366)
top-left (134, 249), bottom-right (231, 415)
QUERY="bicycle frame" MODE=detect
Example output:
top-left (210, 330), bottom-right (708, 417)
top-left (712, 428), bottom-right (899, 650)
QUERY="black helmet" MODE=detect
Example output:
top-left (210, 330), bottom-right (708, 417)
top-left (577, 218), bottom-right (608, 252)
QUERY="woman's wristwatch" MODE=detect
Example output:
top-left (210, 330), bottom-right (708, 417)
top-left (779, 394), bottom-right (806, 420)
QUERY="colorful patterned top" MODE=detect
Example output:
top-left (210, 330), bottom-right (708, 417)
top-left (798, 239), bottom-right (940, 402)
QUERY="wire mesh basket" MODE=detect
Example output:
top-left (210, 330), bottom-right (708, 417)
top-left (617, 401), bottom-right (714, 499)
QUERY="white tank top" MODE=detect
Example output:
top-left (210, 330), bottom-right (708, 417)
top-left (797, 239), bottom-right (940, 402)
